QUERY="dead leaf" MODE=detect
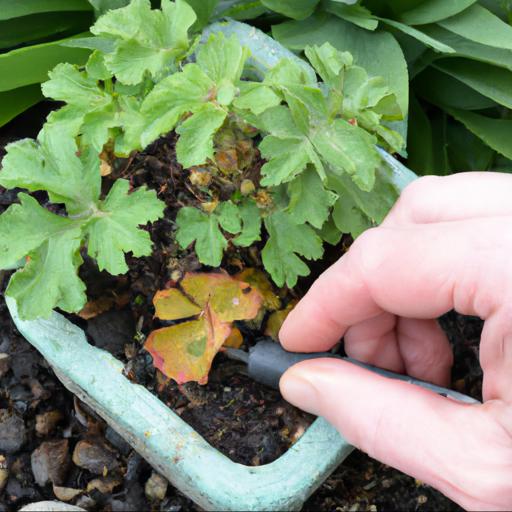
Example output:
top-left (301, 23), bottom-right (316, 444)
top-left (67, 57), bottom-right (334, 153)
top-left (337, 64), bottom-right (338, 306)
top-left (235, 269), bottom-right (281, 311)
top-left (223, 327), bottom-right (243, 349)
top-left (145, 306), bottom-right (231, 384)
top-left (264, 301), bottom-right (298, 341)
top-left (181, 272), bottom-right (262, 322)
top-left (153, 288), bottom-right (201, 321)
top-left (86, 475), bottom-right (123, 494)
top-left (53, 485), bottom-right (82, 502)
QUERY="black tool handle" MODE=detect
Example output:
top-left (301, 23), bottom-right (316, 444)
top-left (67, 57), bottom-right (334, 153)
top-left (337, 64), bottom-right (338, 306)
top-left (247, 340), bottom-right (479, 405)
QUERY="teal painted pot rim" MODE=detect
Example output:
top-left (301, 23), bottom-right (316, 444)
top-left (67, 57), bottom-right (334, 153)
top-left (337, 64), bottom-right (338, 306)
top-left (7, 297), bottom-right (355, 511)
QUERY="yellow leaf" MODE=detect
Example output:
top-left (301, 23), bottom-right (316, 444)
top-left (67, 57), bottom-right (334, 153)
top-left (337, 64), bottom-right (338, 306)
top-left (180, 272), bottom-right (262, 323)
top-left (223, 327), bottom-right (244, 349)
top-left (145, 306), bottom-right (231, 385)
top-left (264, 301), bottom-right (298, 341)
top-left (153, 288), bottom-right (201, 321)
top-left (235, 268), bottom-right (281, 311)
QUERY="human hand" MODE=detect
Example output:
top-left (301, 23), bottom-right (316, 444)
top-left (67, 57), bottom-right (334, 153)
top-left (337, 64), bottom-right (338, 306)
top-left (279, 173), bottom-right (512, 511)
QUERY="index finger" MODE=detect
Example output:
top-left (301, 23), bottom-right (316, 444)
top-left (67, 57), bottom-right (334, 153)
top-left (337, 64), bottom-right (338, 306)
top-left (280, 218), bottom-right (507, 352)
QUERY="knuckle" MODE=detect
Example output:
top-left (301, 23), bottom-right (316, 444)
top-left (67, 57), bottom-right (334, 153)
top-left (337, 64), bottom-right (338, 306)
top-left (391, 175), bottom-right (442, 221)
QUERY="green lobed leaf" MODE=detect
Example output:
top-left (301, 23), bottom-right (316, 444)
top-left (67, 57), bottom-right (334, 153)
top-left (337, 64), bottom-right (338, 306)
top-left (233, 199), bottom-right (262, 247)
top-left (86, 180), bottom-right (165, 275)
top-left (332, 194), bottom-right (371, 238)
top-left (287, 168), bottom-right (338, 229)
top-left (325, 1), bottom-right (379, 30)
top-left (262, 211), bottom-right (323, 288)
top-left (216, 201), bottom-right (242, 234)
top-left (175, 207), bottom-right (228, 267)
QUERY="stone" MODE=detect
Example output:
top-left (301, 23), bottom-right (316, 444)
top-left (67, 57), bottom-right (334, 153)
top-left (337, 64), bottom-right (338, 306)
top-left (35, 411), bottom-right (63, 437)
top-left (72, 439), bottom-right (119, 475)
top-left (0, 409), bottom-right (26, 453)
top-left (144, 471), bottom-right (168, 502)
top-left (0, 353), bottom-right (10, 378)
top-left (31, 440), bottom-right (70, 487)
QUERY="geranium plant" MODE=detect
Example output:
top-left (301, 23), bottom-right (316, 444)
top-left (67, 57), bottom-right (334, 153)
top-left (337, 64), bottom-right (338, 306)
top-left (0, 0), bottom-right (407, 384)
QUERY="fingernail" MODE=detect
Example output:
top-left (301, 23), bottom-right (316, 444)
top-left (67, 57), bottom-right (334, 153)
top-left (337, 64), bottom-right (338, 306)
top-left (280, 373), bottom-right (319, 414)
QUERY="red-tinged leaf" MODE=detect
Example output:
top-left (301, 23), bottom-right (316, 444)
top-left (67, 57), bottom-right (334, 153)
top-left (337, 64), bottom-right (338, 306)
top-left (223, 327), bottom-right (244, 349)
top-left (235, 268), bottom-right (281, 311)
top-left (144, 306), bottom-right (231, 385)
top-left (180, 272), bottom-right (263, 323)
top-left (264, 301), bottom-right (298, 341)
top-left (153, 288), bottom-right (201, 321)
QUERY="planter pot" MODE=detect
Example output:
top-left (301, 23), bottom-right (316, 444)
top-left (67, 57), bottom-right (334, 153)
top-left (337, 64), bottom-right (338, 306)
top-left (4, 21), bottom-right (420, 511)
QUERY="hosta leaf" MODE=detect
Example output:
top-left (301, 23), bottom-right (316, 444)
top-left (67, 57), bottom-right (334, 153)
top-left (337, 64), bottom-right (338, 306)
top-left (287, 167), bottom-right (338, 228)
top-left (439, 4), bottom-right (512, 50)
top-left (176, 105), bottom-right (228, 167)
top-left (325, 1), bottom-right (379, 30)
top-left (261, 0), bottom-right (319, 19)
top-left (183, 0), bottom-right (218, 29)
top-left (399, 0), bottom-right (478, 25)
top-left (262, 211), bottom-right (323, 288)
top-left (153, 288), bottom-right (202, 320)
top-left (434, 59), bottom-right (512, 109)
top-left (446, 108), bottom-right (512, 160)
top-left (86, 179), bottom-right (165, 275)
top-left (180, 272), bottom-right (263, 322)
top-left (145, 306), bottom-right (231, 384)
top-left (233, 199), bottom-right (262, 247)
top-left (175, 207), bottom-right (227, 267)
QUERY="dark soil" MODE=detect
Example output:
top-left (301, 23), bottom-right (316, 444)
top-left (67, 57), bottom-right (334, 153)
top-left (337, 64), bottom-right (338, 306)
top-left (0, 102), bottom-right (483, 511)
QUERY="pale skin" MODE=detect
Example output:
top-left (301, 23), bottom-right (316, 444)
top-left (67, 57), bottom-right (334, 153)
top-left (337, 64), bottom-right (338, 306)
top-left (279, 172), bottom-right (512, 511)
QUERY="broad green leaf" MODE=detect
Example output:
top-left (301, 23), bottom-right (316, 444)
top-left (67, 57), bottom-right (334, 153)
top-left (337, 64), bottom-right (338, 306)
top-left (0, 0), bottom-right (91, 20)
top-left (175, 207), bottom-right (227, 267)
top-left (86, 180), bottom-right (165, 275)
top-left (446, 108), bottom-right (512, 160)
top-left (0, 35), bottom-right (90, 92)
top-left (414, 66), bottom-right (497, 110)
top-left (153, 288), bottom-right (202, 320)
top-left (0, 11), bottom-right (93, 50)
top-left (145, 308), bottom-right (232, 384)
top-left (325, 1), bottom-right (379, 30)
top-left (176, 106), bottom-right (227, 167)
top-left (261, 0), bottom-right (319, 19)
top-left (88, 0), bottom-right (132, 16)
top-left (434, 59), bottom-right (512, 108)
top-left (399, 0), bottom-right (478, 25)
top-left (262, 211), bottom-right (323, 288)
top-left (233, 199), bottom-right (262, 247)
top-left (406, 95), bottom-right (435, 175)
top-left (420, 24), bottom-right (512, 71)
top-left (272, 14), bottom-right (409, 117)
top-left (0, 86), bottom-right (42, 128)
top-left (379, 18), bottom-right (455, 53)
top-left (446, 121), bottom-right (494, 171)
top-left (213, 0), bottom-right (267, 20)
top-left (287, 168), bottom-right (338, 228)
top-left (439, 4), bottom-right (512, 50)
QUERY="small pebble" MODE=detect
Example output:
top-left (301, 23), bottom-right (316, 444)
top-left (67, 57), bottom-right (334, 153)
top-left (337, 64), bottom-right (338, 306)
top-left (144, 471), bottom-right (168, 501)
top-left (72, 439), bottom-right (119, 475)
top-left (0, 454), bottom-right (8, 493)
top-left (31, 440), bottom-right (70, 487)
top-left (0, 409), bottom-right (26, 453)
top-left (35, 411), bottom-right (63, 436)
top-left (0, 353), bottom-right (10, 378)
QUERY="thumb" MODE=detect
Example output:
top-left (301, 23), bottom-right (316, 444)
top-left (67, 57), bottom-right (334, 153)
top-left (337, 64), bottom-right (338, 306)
top-left (280, 359), bottom-right (509, 511)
